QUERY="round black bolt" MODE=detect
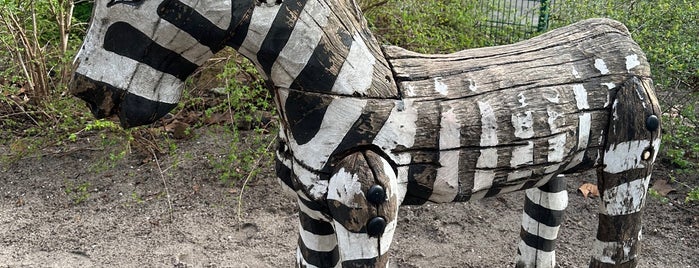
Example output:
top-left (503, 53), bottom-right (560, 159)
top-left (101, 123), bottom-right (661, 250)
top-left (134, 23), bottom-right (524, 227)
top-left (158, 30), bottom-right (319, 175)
top-left (646, 115), bottom-right (659, 132)
top-left (366, 185), bottom-right (386, 205)
top-left (367, 217), bottom-right (387, 237)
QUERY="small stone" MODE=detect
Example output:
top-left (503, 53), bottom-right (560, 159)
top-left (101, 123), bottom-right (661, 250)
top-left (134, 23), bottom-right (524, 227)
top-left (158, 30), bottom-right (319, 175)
top-left (366, 185), bottom-right (386, 205)
top-left (642, 150), bottom-right (652, 160)
top-left (367, 217), bottom-right (387, 237)
top-left (646, 115), bottom-right (659, 131)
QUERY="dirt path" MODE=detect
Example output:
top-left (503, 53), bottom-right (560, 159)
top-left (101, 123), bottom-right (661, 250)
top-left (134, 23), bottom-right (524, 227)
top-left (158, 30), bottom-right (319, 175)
top-left (1, 128), bottom-right (697, 267)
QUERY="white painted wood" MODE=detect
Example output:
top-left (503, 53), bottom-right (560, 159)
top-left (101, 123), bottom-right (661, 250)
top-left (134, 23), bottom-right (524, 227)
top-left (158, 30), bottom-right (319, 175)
top-left (478, 101), bottom-right (498, 146)
top-left (271, 0), bottom-right (330, 87)
top-left (603, 140), bottom-right (651, 174)
top-left (525, 188), bottom-right (568, 211)
top-left (432, 150), bottom-right (460, 202)
top-left (75, 49), bottom-right (183, 104)
top-left (299, 224), bottom-right (338, 252)
top-left (297, 190), bottom-right (330, 221)
top-left (438, 107), bottom-right (461, 150)
top-left (573, 84), bottom-right (590, 110)
top-left (373, 100), bottom-right (418, 165)
top-left (434, 77), bottom-right (449, 96)
top-left (595, 58), bottom-right (610, 74)
top-left (521, 213), bottom-right (561, 240)
top-left (517, 242), bottom-right (556, 268)
top-left (284, 92), bottom-right (368, 171)
top-left (333, 219), bottom-right (396, 261)
top-left (512, 111), bottom-right (534, 139)
top-left (331, 32), bottom-right (376, 95)
top-left (476, 148), bottom-right (498, 168)
top-left (510, 141), bottom-right (534, 168)
top-left (473, 170), bottom-right (495, 192)
top-left (626, 54), bottom-right (640, 71)
top-left (600, 175), bottom-right (651, 216)
top-left (327, 168), bottom-right (363, 208)
top-left (547, 134), bottom-right (567, 163)
top-left (178, 0), bottom-right (232, 29)
top-left (238, 4), bottom-right (282, 65)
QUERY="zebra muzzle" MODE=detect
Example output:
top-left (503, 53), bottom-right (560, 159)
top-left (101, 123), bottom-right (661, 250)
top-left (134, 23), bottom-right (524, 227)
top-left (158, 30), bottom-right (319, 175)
top-left (69, 72), bottom-right (176, 128)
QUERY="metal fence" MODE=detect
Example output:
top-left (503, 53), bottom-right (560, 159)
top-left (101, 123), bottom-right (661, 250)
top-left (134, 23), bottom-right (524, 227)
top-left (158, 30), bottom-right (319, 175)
top-left (479, 0), bottom-right (554, 45)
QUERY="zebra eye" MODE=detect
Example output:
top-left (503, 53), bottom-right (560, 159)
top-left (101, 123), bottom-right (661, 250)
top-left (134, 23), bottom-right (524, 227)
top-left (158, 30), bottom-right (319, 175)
top-left (107, 0), bottom-right (145, 8)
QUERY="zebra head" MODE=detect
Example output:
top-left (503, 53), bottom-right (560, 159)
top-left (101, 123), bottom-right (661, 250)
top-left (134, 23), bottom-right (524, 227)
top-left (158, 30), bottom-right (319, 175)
top-left (70, 0), bottom-right (254, 127)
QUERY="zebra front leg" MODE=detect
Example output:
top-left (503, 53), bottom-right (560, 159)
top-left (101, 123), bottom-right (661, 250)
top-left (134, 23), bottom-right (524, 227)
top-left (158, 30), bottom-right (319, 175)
top-left (591, 77), bottom-right (661, 267)
top-left (296, 191), bottom-right (341, 267)
top-left (516, 175), bottom-right (568, 268)
top-left (327, 150), bottom-right (404, 267)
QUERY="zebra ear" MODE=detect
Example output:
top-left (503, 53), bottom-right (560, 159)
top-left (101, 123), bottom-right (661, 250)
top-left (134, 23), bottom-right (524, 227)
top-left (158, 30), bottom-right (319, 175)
top-left (106, 0), bottom-right (145, 8)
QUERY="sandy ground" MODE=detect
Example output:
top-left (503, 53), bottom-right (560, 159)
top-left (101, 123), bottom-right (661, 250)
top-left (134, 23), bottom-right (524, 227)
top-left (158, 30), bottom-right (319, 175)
top-left (0, 128), bottom-right (697, 268)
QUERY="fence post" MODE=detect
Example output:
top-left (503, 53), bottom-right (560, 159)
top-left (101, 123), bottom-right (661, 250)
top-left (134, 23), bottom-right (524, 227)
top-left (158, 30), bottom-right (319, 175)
top-left (537, 0), bottom-right (551, 32)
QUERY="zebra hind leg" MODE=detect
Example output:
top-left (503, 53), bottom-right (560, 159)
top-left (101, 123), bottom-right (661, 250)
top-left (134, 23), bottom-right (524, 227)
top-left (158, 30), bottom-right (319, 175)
top-left (326, 150), bottom-right (403, 267)
top-left (516, 175), bottom-right (568, 268)
top-left (590, 77), bottom-right (660, 267)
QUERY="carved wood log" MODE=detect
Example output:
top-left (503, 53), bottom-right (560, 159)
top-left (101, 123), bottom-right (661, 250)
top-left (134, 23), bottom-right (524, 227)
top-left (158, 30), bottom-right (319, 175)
top-left (380, 18), bottom-right (654, 203)
top-left (67, 1), bottom-right (661, 266)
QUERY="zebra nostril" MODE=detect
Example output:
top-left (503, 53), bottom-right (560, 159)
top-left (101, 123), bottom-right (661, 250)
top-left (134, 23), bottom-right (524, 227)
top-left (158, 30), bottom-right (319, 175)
top-left (366, 185), bottom-right (386, 205)
top-left (367, 217), bottom-right (387, 237)
top-left (645, 115), bottom-right (659, 132)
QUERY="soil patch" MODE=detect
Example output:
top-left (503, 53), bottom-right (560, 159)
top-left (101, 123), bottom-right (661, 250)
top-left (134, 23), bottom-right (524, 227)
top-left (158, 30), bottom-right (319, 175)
top-left (1, 128), bottom-right (697, 267)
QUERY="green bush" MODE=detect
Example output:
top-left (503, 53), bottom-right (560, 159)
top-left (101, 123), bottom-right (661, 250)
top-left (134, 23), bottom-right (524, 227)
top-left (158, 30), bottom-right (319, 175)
top-left (551, 0), bottom-right (699, 168)
top-left (363, 0), bottom-right (489, 53)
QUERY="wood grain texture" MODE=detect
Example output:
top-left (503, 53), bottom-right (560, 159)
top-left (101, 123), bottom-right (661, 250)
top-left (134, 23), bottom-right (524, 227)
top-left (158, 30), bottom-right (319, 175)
top-left (378, 18), bottom-right (654, 203)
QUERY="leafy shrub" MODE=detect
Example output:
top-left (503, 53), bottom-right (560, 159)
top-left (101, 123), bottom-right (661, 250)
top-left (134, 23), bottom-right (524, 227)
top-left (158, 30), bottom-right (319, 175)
top-left (551, 0), bottom-right (699, 168)
top-left (363, 0), bottom-right (489, 53)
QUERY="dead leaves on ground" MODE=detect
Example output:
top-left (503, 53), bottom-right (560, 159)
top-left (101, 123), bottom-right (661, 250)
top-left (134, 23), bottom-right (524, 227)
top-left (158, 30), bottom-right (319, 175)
top-left (577, 179), bottom-right (677, 199)
top-left (651, 179), bottom-right (676, 196)
top-left (578, 183), bottom-right (600, 198)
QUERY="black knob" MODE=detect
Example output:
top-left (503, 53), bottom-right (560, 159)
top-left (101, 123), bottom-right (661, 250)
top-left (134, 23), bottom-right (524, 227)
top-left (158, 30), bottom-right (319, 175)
top-left (646, 115), bottom-right (659, 132)
top-left (366, 185), bottom-right (386, 205)
top-left (367, 217), bottom-right (387, 237)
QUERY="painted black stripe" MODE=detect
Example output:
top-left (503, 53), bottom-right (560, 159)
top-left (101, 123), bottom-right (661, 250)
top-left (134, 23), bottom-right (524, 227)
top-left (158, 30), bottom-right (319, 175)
top-left (402, 165), bottom-right (434, 205)
top-left (326, 100), bottom-right (393, 172)
top-left (342, 257), bottom-right (386, 268)
top-left (157, 0), bottom-right (254, 52)
top-left (120, 92), bottom-right (177, 128)
top-left (537, 175), bottom-right (566, 193)
top-left (297, 191), bottom-right (329, 216)
top-left (289, 29), bottom-right (353, 92)
top-left (484, 186), bottom-right (502, 198)
top-left (298, 237), bottom-right (340, 267)
top-left (523, 196), bottom-right (565, 227)
top-left (519, 227), bottom-right (556, 252)
top-left (274, 156), bottom-right (294, 190)
top-left (299, 210), bottom-right (335, 236)
top-left (103, 22), bottom-right (198, 81)
top-left (71, 73), bottom-right (125, 120)
top-left (226, 1), bottom-right (254, 49)
top-left (257, 0), bottom-right (307, 75)
top-left (596, 212), bottom-right (642, 242)
top-left (284, 91), bottom-right (332, 145)
top-left (71, 73), bottom-right (175, 128)
top-left (157, 0), bottom-right (225, 51)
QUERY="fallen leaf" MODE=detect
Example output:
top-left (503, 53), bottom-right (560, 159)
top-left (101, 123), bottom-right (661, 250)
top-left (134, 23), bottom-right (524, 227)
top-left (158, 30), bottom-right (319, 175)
top-left (651, 180), bottom-right (675, 196)
top-left (578, 183), bottom-right (599, 198)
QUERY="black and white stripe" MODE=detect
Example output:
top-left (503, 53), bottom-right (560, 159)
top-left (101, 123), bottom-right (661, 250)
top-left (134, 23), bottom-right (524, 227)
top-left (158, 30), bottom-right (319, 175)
top-left (72, 2), bottom-right (661, 267)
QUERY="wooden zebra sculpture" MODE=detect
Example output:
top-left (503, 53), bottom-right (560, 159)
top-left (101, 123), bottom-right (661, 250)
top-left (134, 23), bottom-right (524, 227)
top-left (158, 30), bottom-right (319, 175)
top-left (69, 0), bottom-right (661, 267)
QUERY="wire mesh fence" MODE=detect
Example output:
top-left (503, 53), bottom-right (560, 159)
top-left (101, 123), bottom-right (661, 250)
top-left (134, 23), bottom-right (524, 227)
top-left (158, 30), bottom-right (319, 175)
top-left (479, 0), bottom-right (554, 45)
